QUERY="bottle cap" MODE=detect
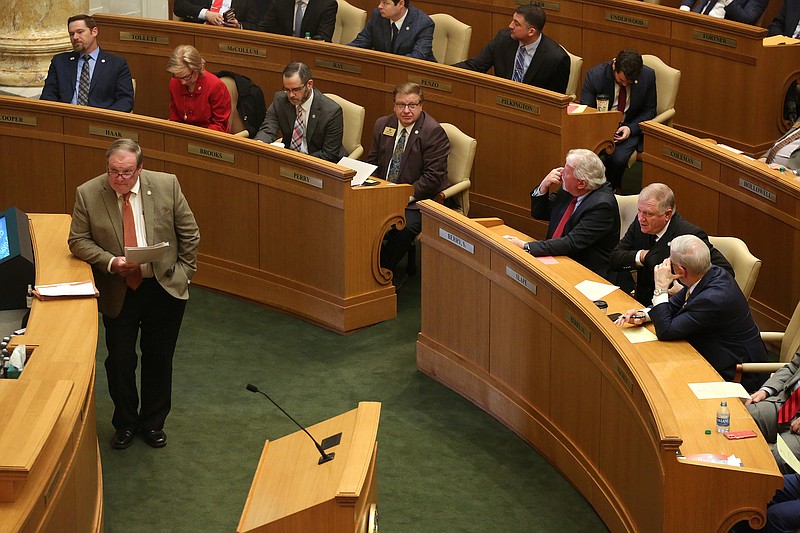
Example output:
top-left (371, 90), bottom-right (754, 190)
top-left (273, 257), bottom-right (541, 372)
top-left (705, 429), bottom-right (711, 435)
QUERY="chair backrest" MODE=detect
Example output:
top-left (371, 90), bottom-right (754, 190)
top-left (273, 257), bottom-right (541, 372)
top-left (615, 194), bottom-right (639, 241)
top-left (430, 14), bottom-right (472, 65)
top-left (441, 122), bottom-right (477, 215)
top-left (333, 0), bottom-right (367, 44)
top-left (642, 54), bottom-right (681, 126)
top-left (561, 46), bottom-right (583, 101)
top-left (324, 93), bottom-right (365, 159)
top-left (780, 300), bottom-right (800, 363)
top-left (220, 76), bottom-right (248, 136)
top-left (708, 236), bottom-right (762, 301)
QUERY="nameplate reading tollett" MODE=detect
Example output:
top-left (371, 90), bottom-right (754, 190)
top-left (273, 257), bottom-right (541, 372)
top-left (119, 32), bottom-right (169, 45)
top-left (407, 75), bottom-right (452, 93)
top-left (692, 30), bottom-right (737, 48)
top-left (739, 178), bottom-right (777, 203)
top-left (438, 228), bottom-right (474, 254)
top-left (0, 114), bottom-right (36, 126)
top-left (505, 266), bottom-right (537, 295)
top-left (188, 144), bottom-right (235, 163)
top-left (89, 125), bottom-right (139, 141)
top-left (605, 12), bottom-right (649, 28)
top-left (280, 167), bottom-right (323, 189)
top-left (219, 43), bottom-right (266, 57)
top-left (315, 59), bottom-right (361, 74)
top-left (662, 146), bottom-right (702, 169)
top-left (496, 96), bottom-right (540, 115)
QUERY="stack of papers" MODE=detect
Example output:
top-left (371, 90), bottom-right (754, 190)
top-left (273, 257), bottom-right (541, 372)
top-left (34, 280), bottom-right (99, 300)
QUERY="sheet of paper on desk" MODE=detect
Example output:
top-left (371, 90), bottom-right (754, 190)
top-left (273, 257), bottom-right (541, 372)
top-left (621, 326), bottom-right (658, 344)
top-left (35, 280), bottom-right (97, 297)
top-left (125, 242), bottom-right (170, 263)
top-left (778, 435), bottom-right (800, 474)
top-left (574, 279), bottom-right (618, 301)
top-left (338, 156), bottom-right (378, 186)
top-left (688, 381), bottom-right (749, 400)
top-left (536, 256), bottom-right (558, 265)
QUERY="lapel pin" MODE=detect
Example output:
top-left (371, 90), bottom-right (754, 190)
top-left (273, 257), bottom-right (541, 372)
top-left (414, 129), bottom-right (419, 135)
top-left (147, 190), bottom-right (152, 196)
top-left (101, 58), bottom-right (106, 63)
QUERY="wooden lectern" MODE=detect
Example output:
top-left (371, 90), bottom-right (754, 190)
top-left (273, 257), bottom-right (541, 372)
top-left (238, 402), bottom-right (381, 533)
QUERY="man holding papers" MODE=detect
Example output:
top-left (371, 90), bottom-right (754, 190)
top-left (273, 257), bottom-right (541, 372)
top-left (68, 139), bottom-right (200, 450)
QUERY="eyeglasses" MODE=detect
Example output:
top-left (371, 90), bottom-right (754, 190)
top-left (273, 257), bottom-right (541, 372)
top-left (394, 102), bottom-right (420, 110)
top-left (108, 170), bottom-right (138, 179)
top-left (284, 83), bottom-right (308, 95)
top-left (173, 72), bottom-right (194, 82)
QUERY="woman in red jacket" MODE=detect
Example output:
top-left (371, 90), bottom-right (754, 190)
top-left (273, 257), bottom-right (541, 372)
top-left (167, 45), bottom-right (230, 132)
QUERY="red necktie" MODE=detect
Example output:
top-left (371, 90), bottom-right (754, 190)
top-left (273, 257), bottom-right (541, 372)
top-left (779, 386), bottom-right (800, 424)
top-left (617, 84), bottom-right (627, 117)
top-left (122, 192), bottom-right (142, 290)
top-left (551, 196), bottom-right (577, 239)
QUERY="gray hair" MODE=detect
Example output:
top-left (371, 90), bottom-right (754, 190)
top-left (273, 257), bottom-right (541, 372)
top-left (669, 234), bottom-right (711, 276)
top-left (106, 138), bottom-right (143, 167)
top-left (639, 183), bottom-right (675, 214)
top-left (565, 149), bottom-right (606, 190)
top-left (167, 44), bottom-right (205, 75)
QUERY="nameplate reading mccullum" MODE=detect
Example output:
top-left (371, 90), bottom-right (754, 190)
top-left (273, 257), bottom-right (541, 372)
top-left (692, 30), bottom-right (737, 48)
top-left (506, 266), bottom-right (537, 295)
top-left (280, 167), bottom-right (323, 188)
top-left (739, 178), bottom-right (777, 203)
top-left (565, 311), bottom-right (591, 341)
top-left (605, 12), bottom-right (649, 28)
top-left (515, 0), bottom-right (560, 10)
top-left (612, 360), bottom-right (633, 393)
top-left (219, 43), bottom-right (266, 57)
top-left (496, 96), bottom-right (540, 115)
top-left (407, 75), bottom-right (452, 93)
top-left (89, 125), bottom-right (138, 141)
top-left (438, 228), bottom-right (474, 254)
top-left (662, 146), bottom-right (702, 169)
top-left (188, 144), bottom-right (234, 163)
top-left (0, 114), bottom-right (36, 126)
top-left (315, 59), bottom-right (361, 74)
top-left (119, 31), bottom-right (169, 45)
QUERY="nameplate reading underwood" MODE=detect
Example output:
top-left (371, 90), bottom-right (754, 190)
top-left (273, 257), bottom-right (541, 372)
top-left (605, 12), bottom-right (649, 28)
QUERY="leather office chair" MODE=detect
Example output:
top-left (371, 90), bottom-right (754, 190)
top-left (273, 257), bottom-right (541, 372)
top-left (615, 193), bottom-right (639, 240)
top-left (736, 300), bottom-right (800, 381)
top-left (708, 236), bottom-right (761, 301)
top-left (333, 0), bottom-right (367, 44)
top-left (220, 75), bottom-right (250, 137)
top-left (430, 14), bottom-right (472, 65)
top-left (561, 46), bottom-right (583, 101)
top-left (324, 93), bottom-right (365, 159)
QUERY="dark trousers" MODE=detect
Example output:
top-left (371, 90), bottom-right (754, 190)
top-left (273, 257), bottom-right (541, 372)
top-left (103, 278), bottom-right (186, 431)
top-left (767, 474), bottom-right (800, 533)
top-left (380, 207), bottom-right (422, 272)
top-left (602, 134), bottom-right (641, 189)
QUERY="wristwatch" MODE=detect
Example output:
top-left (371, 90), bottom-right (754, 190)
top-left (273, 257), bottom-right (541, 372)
top-left (653, 287), bottom-right (665, 297)
top-left (523, 242), bottom-right (531, 253)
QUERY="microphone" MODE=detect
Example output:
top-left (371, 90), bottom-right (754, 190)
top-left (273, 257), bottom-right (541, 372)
top-left (245, 383), bottom-right (335, 465)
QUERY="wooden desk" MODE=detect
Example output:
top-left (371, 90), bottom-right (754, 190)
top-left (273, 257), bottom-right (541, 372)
top-left (90, 14), bottom-right (620, 239)
top-left (0, 96), bottom-right (411, 334)
top-left (416, 200), bottom-right (782, 532)
top-left (0, 214), bottom-right (102, 533)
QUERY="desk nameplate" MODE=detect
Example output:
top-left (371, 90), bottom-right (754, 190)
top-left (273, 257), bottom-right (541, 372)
top-left (315, 59), bottom-right (361, 74)
top-left (438, 228), bottom-right (474, 254)
top-left (407, 75), bottom-right (452, 93)
top-left (219, 43), bottom-right (267, 57)
top-left (565, 311), bottom-right (591, 342)
top-left (89, 125), bottom-right (138, 141)
top-left (514, 0), bottom-right (560, 10)
top-left (605, 12), bottom-right (649, 28)
top-left (496, 96), bottom-right (540, 115)
top-left (505, 265), bottom-right (537, 295)
top-left (280, 167), bottom-right (324, 188)
top-left (739, 178), bottom-right (777, 203)
top-left (692, 30), bottom-right (737, 48)
top-left (662, 146), bottom-right (702, 169)
top-left (119, 31), bottom-right (169, 45)
top-left (188, 144), bottom-right (235, 163)
top-left (0, 113), bottom-right (36, 126)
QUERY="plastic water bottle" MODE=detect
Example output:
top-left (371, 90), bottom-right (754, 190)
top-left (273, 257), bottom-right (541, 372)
top-left (716, 401), bottom-right (730, 433)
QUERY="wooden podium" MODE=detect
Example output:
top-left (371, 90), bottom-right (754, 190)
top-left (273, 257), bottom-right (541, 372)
top-left (238, 402), bottom-right (381, 533)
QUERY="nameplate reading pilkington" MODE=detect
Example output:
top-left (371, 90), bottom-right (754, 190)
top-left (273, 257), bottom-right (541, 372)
top-left (219, 43), bottom-right (266, 57)
top-left (438, 228), bottom-right (474, 254)
top-left (605, 12), bottom-right (649, 28)
top-left (280, 167), bottom-right (323, 189)
top-left (506, 266), bottom-right (537, 295)
top-left (692, 30), bottom-right (737, 48)
top-left (408, 75), bottom-right (452, 93)
top-left (515, 0), bottom-right (560, 10)
top-left (89, 125), bottom-right (138, 141)
top-left (119, 31), bottom-right (169, 45)
top-left (496, 96), bottom-right (540, 115)
top-left (565, 312), bottom-right (591, 341)
top-left (662, 147), bottom-right (702, 169)
top-left (739, 178), bottom-right (777, 203)
top-left (315, 59), bottom-right (361, 74)
top-left (188, 144), bottom-right (235, 163)
top-left (0, 114), bottom-right (36, 126)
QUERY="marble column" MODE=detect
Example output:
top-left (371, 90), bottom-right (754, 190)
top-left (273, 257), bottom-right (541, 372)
top-left (0, 0), bottom-right (88, 87)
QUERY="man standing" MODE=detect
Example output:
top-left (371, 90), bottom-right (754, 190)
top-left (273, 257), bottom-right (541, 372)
top-left (679, 0), bottom-right (768, 25)
top-left (41, 14), bottom-right (134, 112)
top-left (580, 49), bottom-right (656, 191)
top-left (257, 0), bottom-right (338, 41)
top-left (453, 4), bottom-right (570, 94)
top-left (347, 0), bottom-right (436, 61)
top-left (254, 62), bottom-right (346, 162)
top-left (505, 149), bottom-right (620, 280)
top-left (174, 0), bottom-right (262, 29)
top-left (367, 82), bottom-right (450, 284)
top-left (69, 139), bottom-right (200, 450)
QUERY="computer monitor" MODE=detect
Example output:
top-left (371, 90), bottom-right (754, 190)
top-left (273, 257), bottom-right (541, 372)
top-left (0, 207), bottom-right (35, 310)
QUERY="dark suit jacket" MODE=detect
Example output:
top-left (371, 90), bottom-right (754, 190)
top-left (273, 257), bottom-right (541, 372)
top-left (681, 0), bottom-right (769, 24)
top-left (254, 87), bottom-right (346, 162)
top-left (453, 30), bottom-right (570, 94)
top-left (367, 111), bottom-right (450, 204)
top-left (68, 171), bottom-right (200, 318)
top-left (609, 212), bottom-right (733, 305)
top-left (347, 6), bottom-right (436, 61)
top-left (649, 265), bottom-right (768, 390)
top-left (40, 48), bottom-right (134, 112)
top-left (528, 182), bottom-right (620, 279)
top-left (257, 0), bottom-right (337, 41)
top-left (174, 0), bottom-right (261, 29)
top-left (769, 0), bottom-right (800, 37)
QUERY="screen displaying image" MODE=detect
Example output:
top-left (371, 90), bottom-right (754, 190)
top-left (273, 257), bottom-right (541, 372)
top-left (0, 216), bottom-right (9, 261)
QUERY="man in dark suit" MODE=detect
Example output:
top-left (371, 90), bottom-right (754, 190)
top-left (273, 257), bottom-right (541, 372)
top-left (452, 4), bottom-right (570, 94)
top-left (610, 183), bottom-right (733, 305)
top-left (367, 82), bottom-right (450, 283)
top-left (347, 0), bottom-right (436, 61)
top-left (769, 0), bottom-right (800, 37)
top-left (679, 0), bottom-right (768, 25)
top-left (505, 149), bottom-right (620, 279)
top-left (174, 0), bottom-right (262, 29)
top-left (257, 0), bottom-right (338, 41)
top-left (580, 49), bottom-right (657, 191)
top-left (40, 14), bottom-right (134, 113)
top-left (68, 139), bottom-right (200, 450)
top-left (254, 62), bottom-right (346, 162)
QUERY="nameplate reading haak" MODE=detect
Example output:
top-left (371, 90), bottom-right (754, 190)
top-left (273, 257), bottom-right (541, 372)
top-left (739, 178), bottom-right (777, 203)
top-left (438, 228), bottom-right (474, 253)
top-left (280, 167), bottom-right (323, 188)
top-left (0, 114), bottom-right (36, 126)
top-left (496, 96), bottom-right (540, 115)
top-left (605, 12), bottom-right (649, 28)
top-left (315, 59), bottom-right (361, 74)
top-left (662, 147), bottom-right (702, 169)
top-left (188, 144), bottom-right (234, 163)
top-left (119, 32), bottom-right (169, 45)
top-left (89, 125), bottom-right (138, 141)
top-left (407, 75), bottom-right (452, 93)
top-left (506, 266), bottom-right (537, 295)
top-left (692, 30), bottom-right (737, 48)
top-left (219, 43), bottom-right (266, 57)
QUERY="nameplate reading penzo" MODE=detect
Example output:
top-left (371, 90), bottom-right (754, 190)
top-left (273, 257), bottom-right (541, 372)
top-left (188, 144), bottom-right (235, 163)
top-left (89, 125), bottom-right (138, 141)
top-left (407, 75), bottom-right (452, 93)
top-left (438, 228), bottom-right (474, 254)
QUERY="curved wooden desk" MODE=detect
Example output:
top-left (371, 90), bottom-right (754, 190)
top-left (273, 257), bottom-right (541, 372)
top-left (0, 96), bottom-right (411, 334)
top-left (415, 200), bottom-right (782, 532)
top-left (0, 214), bottom-right (102, 532)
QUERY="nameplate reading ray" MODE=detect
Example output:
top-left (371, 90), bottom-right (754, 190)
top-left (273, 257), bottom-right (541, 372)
top-left (662, 147), bottom-right (702, 169)
top-left (280, 167), bottom-right (324, 189)
top-left (407, 75), bottom-right (453, 93)
top-left (89, 125), bottom-right (138, 141)
top-left (739, 178), bottom-right (777, 203)
top-left (565, 311), bottom-right (591, 341)
top-left (315, 59), bottom-right (361, 74)
top-left (188, 144), bottom-right (235, 163)
top-left (0, 114), bottom-right (36, 126)
top-left (506, 266), bottom-right (537, 295)
top-left (496, 96), bottom-right (540, 115)
top-left (119, 32), bottom-right (169, 45)
top-left (605, 12), bottom-right (649, 28)
top-left (515, 0), bottom-right (560, 10)
top-left (219, 43), bottom-right (267, 57)
top-left (692, 31), bottom-right (737, 48)
top-left (438, 228), bottom-right (474, 254)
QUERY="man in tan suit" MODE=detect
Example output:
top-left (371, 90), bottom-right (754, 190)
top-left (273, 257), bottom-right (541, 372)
top-left (69, 139), bottom-right (200, 450)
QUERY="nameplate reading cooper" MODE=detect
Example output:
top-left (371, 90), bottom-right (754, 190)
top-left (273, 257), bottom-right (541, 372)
top-left (89, 125), bottom-right (138, 141)
top-left (0, 114), bottom-right (36, 126)
top-left (662, 146), bottom-right (702, 170)
top-left (612, 360), bottom-right (633, 393)
top-left (280, 167), bottom-right (323, 189)
top-left (565, 311), bottom-right (591, 341)
top-left (407, 75), bottom-right (452, 93)
top-left (219, 43), bottom-right (266, 57)
top-left (692, 30), bottom-right (737, 48)
top-left (515, 0), bottom-right (560, 10)
top-left (188, 144), bottom-right (235, 163)
top-left (496, 96), bottom-right (540, 115)
top-left (506, 266), bottom-right (537, 295)
top-left (438, 228), bottom-right (474, 254)
top-left (119, 31), bottom-right (169, 45)
top-left (739, 178), bottom-right (777, 203)
top-left (315, 59), bottom-right (361, 74)
top-left (605, 12), bottom-right (649, 28)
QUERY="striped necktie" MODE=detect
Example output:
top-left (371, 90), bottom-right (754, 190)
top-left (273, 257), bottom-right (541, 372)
top-left (512, 46), bottom-right (526, 82)
top-left (387, 128), bottom-right (407, 183)
top-left (77, 55), bottom-right (91, 106)
top-left (765, 127), bottom-right (800, 164)
top-left (290, 106), bottom-right (305, 152)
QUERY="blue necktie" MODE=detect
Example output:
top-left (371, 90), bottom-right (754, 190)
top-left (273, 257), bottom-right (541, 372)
top-left (512, 46), bottom-right (526, 82)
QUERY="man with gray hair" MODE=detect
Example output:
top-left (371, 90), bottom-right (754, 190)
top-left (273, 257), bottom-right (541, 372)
top-left (506, 149), bottom-right (619, 279)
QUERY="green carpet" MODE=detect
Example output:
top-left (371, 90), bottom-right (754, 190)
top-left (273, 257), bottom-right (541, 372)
top-left (96, 272), bottom-right (609, 532)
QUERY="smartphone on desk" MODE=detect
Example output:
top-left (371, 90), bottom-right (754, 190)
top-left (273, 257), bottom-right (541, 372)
top-left (725, 430), bottom-right (757, 440)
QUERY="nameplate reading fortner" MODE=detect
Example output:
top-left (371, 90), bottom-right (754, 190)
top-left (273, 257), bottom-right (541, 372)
top-left (0, 114), bottom-right (36, 126)
top-left (692, 31), bottom-right (737, 48)
top-left (280, 167), bottom-right (324, 189)
top-left (89, 125), bottom-right (139, 141)
top-left (188, 144), bottom-right (235, 163)
top-left (119, 31), bottom-right (169, 45)
top-left (506, 266), bottom-right (537, 295)
top-left (496, 96), bottom-right (540, 115)
top-left (438, 228), bottom-right (475, 254)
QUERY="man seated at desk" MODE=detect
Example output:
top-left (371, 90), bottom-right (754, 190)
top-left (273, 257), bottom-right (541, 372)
top-left (174, 0), bottom-right (261, 29)
top-left (758, 121), bottom-right (800, 173)
top-left (453, 4), bottom-right (570, 94)
top-left (769, 0), bottom-right (800, 37)
top-left (679, 0), bottom-right (768, 25)
top-left (254, 62), bottom-right (346, 162)
top-left (257, 0), bottom-right (338, 41)
top-left (504, 149), bottom-right (620, 280)
top-left (347, 0), bottom-right (436, 61)
top-left (616, 234), bottom-right (768, 392)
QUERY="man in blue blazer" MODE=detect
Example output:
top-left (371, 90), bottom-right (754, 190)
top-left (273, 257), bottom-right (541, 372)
top-left (679, 0), bottom-right (768, 25)
top-left (257, 0), bottom-right (338, 41)
top-left (40, 14), bottom-right (134, 113)
top-left (769, 0), bottom-right (800, 36)
top-left (347, 0), bottom-right (436, 61)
